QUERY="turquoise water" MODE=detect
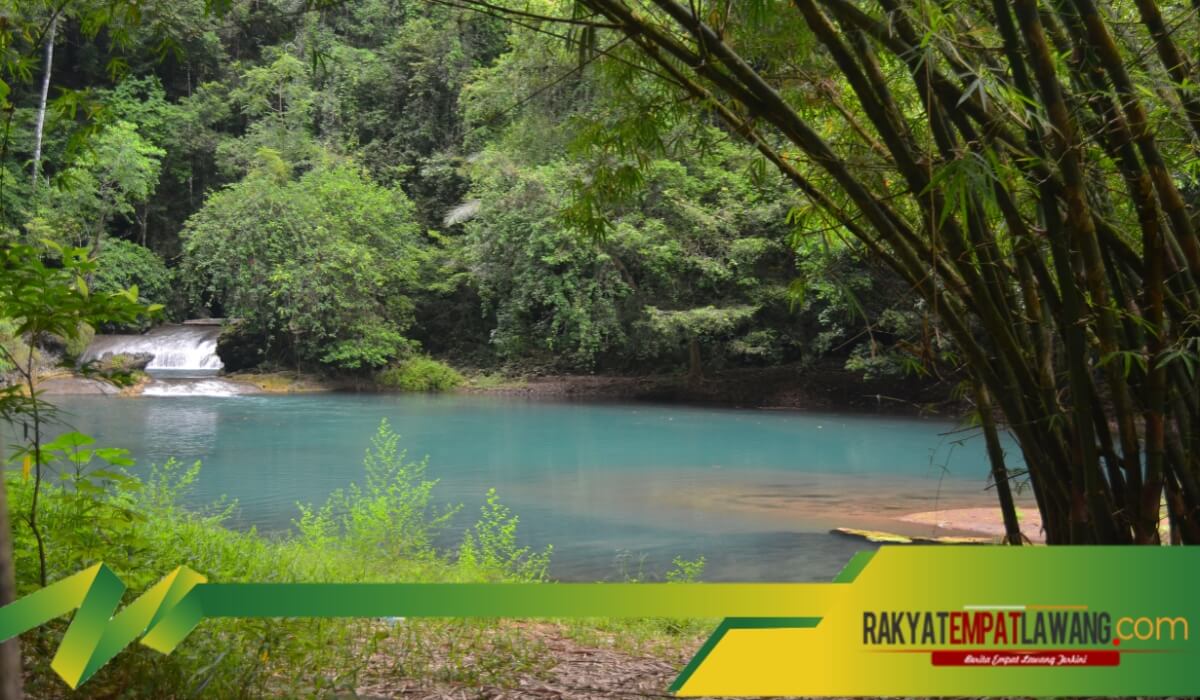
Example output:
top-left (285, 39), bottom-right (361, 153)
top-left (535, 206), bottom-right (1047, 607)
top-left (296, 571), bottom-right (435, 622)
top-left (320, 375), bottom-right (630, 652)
top-left (47, 393), bottom-right (1016, 581)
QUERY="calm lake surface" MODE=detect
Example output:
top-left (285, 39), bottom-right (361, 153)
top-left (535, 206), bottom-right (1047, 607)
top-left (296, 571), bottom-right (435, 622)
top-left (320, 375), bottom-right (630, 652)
top-left (46, 393), bottom-right (1017, 582)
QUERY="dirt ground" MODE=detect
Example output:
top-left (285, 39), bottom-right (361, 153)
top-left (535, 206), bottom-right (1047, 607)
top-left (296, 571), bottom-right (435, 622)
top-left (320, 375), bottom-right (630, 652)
top-left (355, 623), bottom-right (694, 700)
top-left (352, 623), bottom-right (1145, 700)
top-left (351, 621), bottom-right (1162, 699)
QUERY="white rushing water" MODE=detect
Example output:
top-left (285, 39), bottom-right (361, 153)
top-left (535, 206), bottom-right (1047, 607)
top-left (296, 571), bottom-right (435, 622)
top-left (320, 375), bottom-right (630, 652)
top-left (140, 379), bottom-right (254, 397)
top-left (81, 324), bottom-right (257, 397)
top-left (81, 324), bottom-right (224, 376)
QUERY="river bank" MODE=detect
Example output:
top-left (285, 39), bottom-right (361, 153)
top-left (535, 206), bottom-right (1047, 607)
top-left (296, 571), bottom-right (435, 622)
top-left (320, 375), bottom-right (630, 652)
top-left (457, 360), bottom-right (955, 413)
top-left (38, 358), bottom-right (957, 414)
top-left (39, 322), bottom-right (959, 412)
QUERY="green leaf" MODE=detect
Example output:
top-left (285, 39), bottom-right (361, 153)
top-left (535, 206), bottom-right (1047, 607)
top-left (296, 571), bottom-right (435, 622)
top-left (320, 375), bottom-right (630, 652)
top-left (93, 448), bottom-right (135, 466)
top-left (42, 431), bottom-right (97, 453)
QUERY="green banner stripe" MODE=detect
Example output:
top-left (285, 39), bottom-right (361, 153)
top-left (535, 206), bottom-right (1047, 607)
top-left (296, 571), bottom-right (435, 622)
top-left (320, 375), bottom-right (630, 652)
top-left (0, 565), bottom-right (837, 689)
top-left (667, 552), bottom-right (869, 693)
top-left (191, 582), bottom-right (832, 618)
top-left (832, 550), bottom-right (875, 583)
top-left (668, 617), bottom-right (821, 693)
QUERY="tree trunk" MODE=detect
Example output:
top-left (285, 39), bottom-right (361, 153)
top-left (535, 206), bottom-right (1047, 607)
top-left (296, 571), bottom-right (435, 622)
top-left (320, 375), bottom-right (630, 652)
top-left (974, 382), bottom-right (1025, 545)
top-left (687, 336), bottom-right (702, 383)
top-left (30, 16), bottom-right (57, 192)
top-left (0, 439), bottom-right (24, 700)
top-left (139, 202), bottom-right (149, 246)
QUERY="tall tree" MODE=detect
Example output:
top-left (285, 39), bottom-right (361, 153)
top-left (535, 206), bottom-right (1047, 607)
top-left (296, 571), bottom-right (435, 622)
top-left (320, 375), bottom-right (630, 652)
top-left (29, 17), bottom-right (56, 191)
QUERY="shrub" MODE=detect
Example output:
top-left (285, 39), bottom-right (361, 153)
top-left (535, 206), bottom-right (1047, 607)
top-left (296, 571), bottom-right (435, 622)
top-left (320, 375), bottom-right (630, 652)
top-left (377, 356), bottom-right (463, 392)
top-left (180, 159), bottom-right (426, 372)
top-left (62, 322), bottom-right (96, 361)
top-left (295, 419), bottom-right (457, 561)
top-left (93, 239), bottom-right (177, 328)
top-left (7, 422), bottom-right (553, 697)
top-left (4, 419), bottom-right (719, 696)
top-left (0, 317), bottom-right (35, 373)
top-left (457, 488), bottom-right (551, 583)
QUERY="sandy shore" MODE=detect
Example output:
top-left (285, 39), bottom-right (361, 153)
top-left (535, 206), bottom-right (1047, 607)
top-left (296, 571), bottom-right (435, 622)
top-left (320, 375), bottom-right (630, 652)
top-left (895, 507), bottom-right (1044, 543)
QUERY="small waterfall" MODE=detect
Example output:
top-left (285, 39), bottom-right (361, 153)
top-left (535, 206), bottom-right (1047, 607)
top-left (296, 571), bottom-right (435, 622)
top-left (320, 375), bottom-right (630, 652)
top-left (78, 326), bottom-right (255, 403)
top-left (81, 323), bottom-right (258, 397)
top-left (82, 323), bottom-right (224, 378)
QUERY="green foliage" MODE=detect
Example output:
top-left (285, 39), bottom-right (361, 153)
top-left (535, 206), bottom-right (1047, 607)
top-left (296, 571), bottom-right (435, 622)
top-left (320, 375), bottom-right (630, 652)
top-left (3, 0), bottom-right (923, 381)
top-left (295, 419), bottom-right (456, 564)
top-left (452, 21), bottom-right (921, 374)
top-left (6, 432), bottom-right (140, 578)
top-left (216, 50), bottom-right (323, 178)
top-left (77, 352), bottom-right (149, 387)
top-left (376, 356), bottom-right (464, 392)
top-left (7, 421), bottom-right (564, 697)
top-left (844, 307), bottom-right (949, 380)
top-left (181, 158), bottom-right (425, 371)
top-left (317, 6), bottom-right (507, 222)
top-left (27, 120), bottom-right (164, 251)
top-left (0, 317), bottom-right (34, 373)
top-left (0, 242), bottom-right (160, 353)
top-left (0, 240), bottom-right (159, 591)
top-left (457, 488), bottom-right (551, 583)
top-left (92, 238), bottom-right (177, 325)
top-left (665, 555), bottom-right (706, 584)
top-left (642, 305), bottom-right (759, 342)
top-left (464, 156), bottom-right (630, 369)
top-left (460, 132), bottom-right (885, 374)
top-left (60, 321), bottom-right (95, 361)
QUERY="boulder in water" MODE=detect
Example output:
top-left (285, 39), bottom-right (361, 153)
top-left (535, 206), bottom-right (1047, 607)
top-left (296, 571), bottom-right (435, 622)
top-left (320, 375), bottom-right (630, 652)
top-left (91, 351), bottom-right (155, 373)
top-left (77, 351), bottom-right (154, 388)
